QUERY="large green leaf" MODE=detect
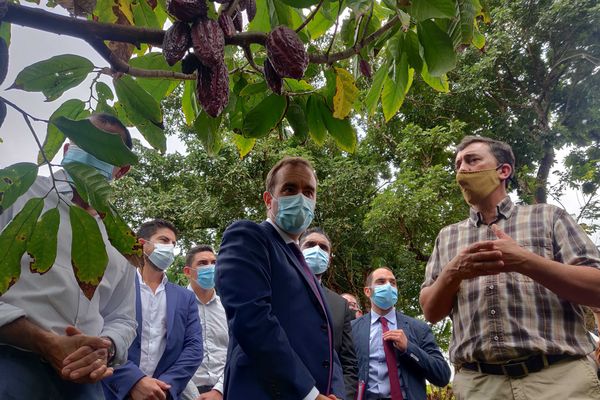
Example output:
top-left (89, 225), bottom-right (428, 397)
top-left (306, 95), bottom-right (327, 145)
top-left (62, 162), bottom-right (112, 212)
top-left (27, 208), bottom-right (60, 274)
top-left (182, 80), bottom-right (199, 127)
top-left (127, 111), bottom-right (167, 153)
top-left (404, 30), bottom-right (423, 73)
top-left (102, 206), bottom-right (143, 267)
top-left (40, 99), bottom-right (89, 165)
top-left (417, 20), bottom-right (457, 77)
top-left (242, 95), bottom-right (287, 138)
top-left (248, 0), bottom-right (271, 33)
top-left (321, 107), bottom-right (357, 153)
top-left (94, 0), bottom-right (118, 23)
top-left (53, 117), bottom-right (138, 166)
top-left (0, 163), bottom-right (38, 215)
top-left (364, 60), bottom-right (389, 116)
top-left (0, 198), bottom-right (43, 295)
top-left (193, 111), bottom-right (223, 156)
top-left (233, 135), bottom-right (256, 159)
top-left (285, 99), bottom-right (309, 141)
top-left (306, 1), bottom-right (338, 40)
top-left (113, 75), bottom-right (163, 125)
top-left (69, 205), bottom-right (109, 300)
top-left (410, 0), bottom-right (456, 21)
top-left (421, 62), bottom-right (450, 92)
top-left (132, 0), bottom-right (160, 29)
top-left (277, 0), bottom-right (320, 7)
top-left (129, 53), bottom-right (179, 101)
top-left (239, 81), bottom-right (268, 97)
top-left (9, 55), bottom-right (94, 101)
top-left (333, 67), bottom-right (359, 119)
top-left (381, 53), bottom-right (410, 122)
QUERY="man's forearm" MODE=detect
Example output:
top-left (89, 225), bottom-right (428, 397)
top-left (420, 269), bottom-right (461, 323)
top-left (0, 316), bottom-right (53, 356)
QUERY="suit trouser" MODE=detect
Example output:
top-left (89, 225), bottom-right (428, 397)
top-left (453, 357), bottom-right (600, 400)
top-left (0, 345), bottom-right (104, 400)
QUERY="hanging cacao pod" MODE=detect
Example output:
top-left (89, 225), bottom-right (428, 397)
top-left (218, 13), bottom-right (236, 38)
top-left (266, 26), bottom-right (308, 80)
top-left (0, 38), bottom-right (8, 86)
top-left (240, 0), bottom-right (256, 22)
top-left (359, 59), bottom-right (372, 79)
top-left (191, 18), bottom-right (225, 67)
top-left (167, 0), bottom-right (208, 22)
top-left (196, 62), bottom-right (229, 117)
top-left (162, 21), bottom-right (191, 66)
top-left (264, 59), bottom-right (282, 95)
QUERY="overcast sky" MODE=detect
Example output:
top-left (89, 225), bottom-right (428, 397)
top-left (1, 10), bottom-right (597, 244)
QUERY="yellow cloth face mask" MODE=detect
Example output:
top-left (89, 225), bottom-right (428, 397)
top-left (456, 167), bottom-right (501, 206)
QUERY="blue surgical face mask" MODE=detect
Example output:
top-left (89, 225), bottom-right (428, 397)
top-left (371, 283), bottom-right (398, 310)
top-left (302, 245), bottom-right (329, 275)
top-left (273, 193), bottom-right (315, 235)
top-left (196, 264), bottom-right (216, 289)
top-left (61, 144), bottom-right (115, 181)
top-left (147, 243), bottom-right (175, 270)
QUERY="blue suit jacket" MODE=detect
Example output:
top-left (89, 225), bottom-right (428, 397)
top-left (215, 220), bottom-right (345, 400)
top-left (102, 275), bottom-right (203, 400)
top-left (351, 311), bottom-right (450, 400)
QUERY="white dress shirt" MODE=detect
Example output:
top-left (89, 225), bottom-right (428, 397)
top-left (0, 171), bottom-right (137, 365)
top-left (188, 286), bottom-right (228, 393)
top-left (137, 269), bottom-right (169, 377)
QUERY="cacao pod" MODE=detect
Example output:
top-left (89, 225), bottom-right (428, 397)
top-left (191, 18), bottom-right (225, 67)
top-left (218, 13), bottom-right (236, 38)
top-left (181, 52), bottom-right (200, 74)
top-left (240, 0), bottom-right (256, 22)
top-left (0, 38), bottom-right (7, 86)
top-left (266, 26), bottom-right (308, 80)
top-left (359, 59), bottom-right (372, 79)
top-left (232, 9), bottom-right (243, 32)
top-left (196, 61), bottom-right (229, 117)
top-left (264, 59), bottom-right (282, 95)
top-left (163, 21), bottom-right (191, 66)
top-left (167, 0), bottom-right (207, 22)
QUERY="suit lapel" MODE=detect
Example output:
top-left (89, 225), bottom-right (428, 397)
top-left (358, 314), bottom-right (371, 382)
top-left (165, 283), bottom-right (176, 342)
top-left (132, 274), bottom-right (143, 365)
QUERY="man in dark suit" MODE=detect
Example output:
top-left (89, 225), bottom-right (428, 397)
top-left (102, 219), bottom-right (203, 400)
top-left (300, 228), bottom-right (359, 399)
top-left (215, 156), bottom-right (345, 400)
top-left (352, 267), bottom-right (450, 400)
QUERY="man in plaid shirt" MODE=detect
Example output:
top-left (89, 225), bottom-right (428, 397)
top-left (420, 136), bottom-right (600, 399)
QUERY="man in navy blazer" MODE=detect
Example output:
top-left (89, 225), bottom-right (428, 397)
top-left (215, 156), bottom-right (345, 400)
top-left (352, 267), bottom-right (450, 400)
top-left (103, 219), bottom-right (203, 400)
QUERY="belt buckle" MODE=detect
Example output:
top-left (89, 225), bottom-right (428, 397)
top-left (501, 361), bottom-right (529, 378)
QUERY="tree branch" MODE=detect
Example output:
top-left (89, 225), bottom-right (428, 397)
top-left (295, 0), bottom-right (325, 33)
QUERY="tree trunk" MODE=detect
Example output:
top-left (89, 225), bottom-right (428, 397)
top-left (534, 142), bottom-right (554, 204)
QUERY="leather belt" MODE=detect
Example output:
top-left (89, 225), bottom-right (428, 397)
top-left (460, 354), bottom-right (581, 378)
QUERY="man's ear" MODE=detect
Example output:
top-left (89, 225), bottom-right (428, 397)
top-left (263, 191), bottom-right (272, 209)
top-left (498, 163), bottom-right (512, 181)
top-left (114, 165), bottom-right (130, 180)
top-left (182, 266), bottom-right (192, 277)
top-left (63, 142), bottom-right (70, 155)
top-left (363, 286), bottom-right (371, 298)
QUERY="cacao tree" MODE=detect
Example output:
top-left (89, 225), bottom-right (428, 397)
top-left (0, 0), bottom-right (486, 296)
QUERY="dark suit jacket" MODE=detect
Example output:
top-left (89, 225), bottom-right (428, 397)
top-left (323, 286), bottom-right (358, 399)
top-left (215, 221), bottom-right (345, 399)
top-left (351, 311), bottom-right (450, 400)
top-left (102, 276), bottom-right (203, 400)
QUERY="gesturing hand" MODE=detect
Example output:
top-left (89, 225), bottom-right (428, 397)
top-left (383, 329), bottom-right (408, 352)
top-left (490, 224), bottom-right (530, 271)
top-left (448, 241), bottom-right (504, 281)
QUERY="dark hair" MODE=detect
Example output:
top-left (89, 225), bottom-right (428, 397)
top-left (299, 227), bottom-right (331, 248)
top-left (265, 156), bottom-right (317, 193)
top-left (365, 266), bottom-right (394, 287)
top-left (137, 219), bottom-right (178, 240)
top-left (90, 113), bottom-right (133, 149)
top-left (456, 136), bottom-right (515, 183)
top-left (185, 245), bottom-right (215, 267)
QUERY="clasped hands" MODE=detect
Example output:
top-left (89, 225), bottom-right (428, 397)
top-left (451, 224), bottom-right (529, 280)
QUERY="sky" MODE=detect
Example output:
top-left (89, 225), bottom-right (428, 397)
top-left (1, 8), bottom-right (598, 245)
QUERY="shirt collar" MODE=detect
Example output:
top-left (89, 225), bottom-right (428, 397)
top-left (370, 307), bottom-right (397, 326)
top-left (187, 284), bottom-right (218, 305)
top-left (266, 218), bottom-right (297, 245)
top-left (468, 196), bottom-right (515, 226)
top-left (136, 268), bottom-right (168, 288)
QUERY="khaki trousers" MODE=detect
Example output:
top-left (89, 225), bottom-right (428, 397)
top-left (453, 357), bottom-right (600, 400)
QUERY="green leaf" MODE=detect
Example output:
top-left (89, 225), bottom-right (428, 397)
top-left (94, 0), bottom-right (117, 23)
top-left (306, 95), bottom-right (327, 145)
top-left (62, 162), bottom-right (112, 212)
top-left (248, 0), bottom-right (271, 33)
top-left (277, 0), bottom-right (320, 7)
top-left (404, 30), bottom-right (423, 73)
top-left (409, 0), bottom-right (456, 21)
top-left (70, 205), bottom-right (109, 300)
top-left (113, 75), bottom-right (163, 125)
top-left (53, 117), bottom-right (138, 166)
top-left (364, 60), bottom-right (389, 116)
top-left (233, 135), bottom-right (256, 159)
top-left (0, 163), bottom-right (38, 215)
top-left (456, 0), bottom-right (479, 45)
top-left (333, 67), bottom-right (359, 119)
top-left (381, 53), bottom-right (410, 122)
top-left (27, 208), bottom-right (60, 274)
top-left (417, 20), bottom-right (457, 77)
top-left (127, 112), bottom-right (167, 153)
top-left (102, 206), bottom-right (142, 266)
top-left (9, 55), bottom-right (94, 101)
top-left (0, 198), bottom-right (43, 295)
top-left (421, 62), bottom-right (450, 92)
top-left (472, 20), bottom-right (485, 49)
top-left (193, 111), bottom-right (223, 156)
top-left (306, 1), bottom-right (338, 40)
top-left (321, 108), bottom-right (357, 153)
top-left (242, 95), bottom-right (287, 138)
top-left (285, 99), bottom-right (309, 140)
top-left (129, 53), bottom-right (178, 101)
top-left (182, 80), bottom-right (199, 126)
top-left (0, 22), bottom-right (11, 46)
top-left (283, 79), bottom-right (314, 92)
top-left (132, 0), bottom-right (160, 29)
top-left (40, 99), bottom-right (89, 165)
top-left (96, 81), bottom-right (114, 102)
top-left (239, 81), bottom-right (268, 97)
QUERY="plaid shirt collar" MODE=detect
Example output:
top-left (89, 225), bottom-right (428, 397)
top-left (468, 196), bottom-right (516, 227)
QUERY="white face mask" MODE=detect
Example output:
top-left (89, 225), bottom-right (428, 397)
top-left (146, 243), bottom-right (175, 270)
